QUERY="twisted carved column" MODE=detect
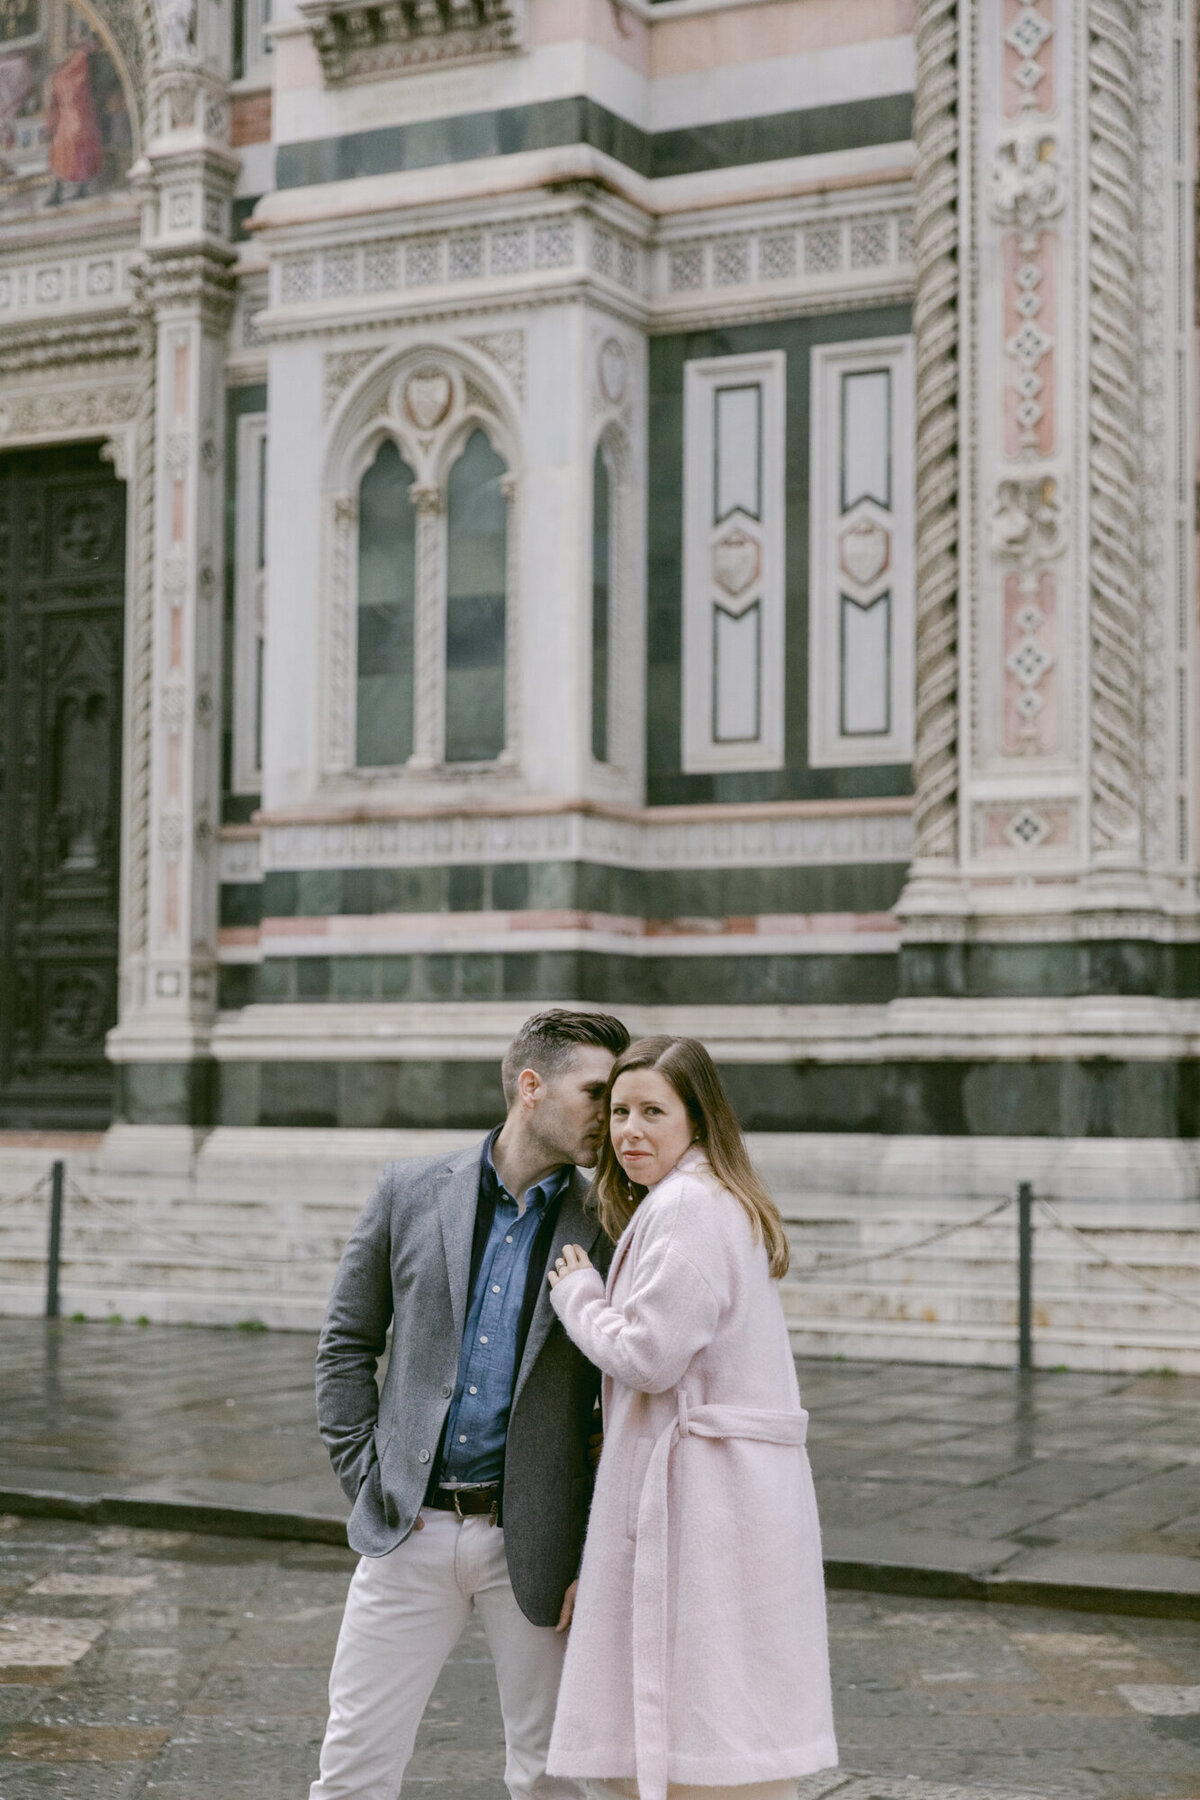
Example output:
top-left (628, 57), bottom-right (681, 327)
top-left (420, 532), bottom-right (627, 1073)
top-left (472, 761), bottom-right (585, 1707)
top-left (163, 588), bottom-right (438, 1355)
top-left (1087, 0), bottom-right (1142, 859)
top-left (910, 0), bottom-right (961, 865)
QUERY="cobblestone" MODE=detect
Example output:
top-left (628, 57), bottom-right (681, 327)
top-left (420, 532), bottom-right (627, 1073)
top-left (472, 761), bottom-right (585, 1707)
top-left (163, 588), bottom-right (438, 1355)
top-left (0, 1519), bottom-right (1196, 1800)
top-left (2, 1324), bottom-right (1199, 1615)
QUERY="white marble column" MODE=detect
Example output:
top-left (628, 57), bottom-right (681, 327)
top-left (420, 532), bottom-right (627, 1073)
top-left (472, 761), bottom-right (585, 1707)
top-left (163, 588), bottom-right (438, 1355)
top-left (107, 54), bottom-right (237, 1101)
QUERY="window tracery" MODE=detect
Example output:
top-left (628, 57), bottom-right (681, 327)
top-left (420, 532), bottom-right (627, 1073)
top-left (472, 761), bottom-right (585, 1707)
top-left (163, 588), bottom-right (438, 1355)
top-left (322, 345), bottom-right (520, 781)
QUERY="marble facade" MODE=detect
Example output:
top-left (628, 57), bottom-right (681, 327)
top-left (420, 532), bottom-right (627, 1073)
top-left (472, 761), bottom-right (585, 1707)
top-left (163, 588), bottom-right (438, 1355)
top-left (0, 0), bottom-right (1199, 1356)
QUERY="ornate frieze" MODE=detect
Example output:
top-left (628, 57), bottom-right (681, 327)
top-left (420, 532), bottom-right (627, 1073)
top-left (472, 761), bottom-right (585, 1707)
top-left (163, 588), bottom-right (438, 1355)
top-left (0, 380), bottom-right (142, 442)
top-left (257, 804), bottom-right (914, 875)
top-left (263, 195), bottom-right (916, 342)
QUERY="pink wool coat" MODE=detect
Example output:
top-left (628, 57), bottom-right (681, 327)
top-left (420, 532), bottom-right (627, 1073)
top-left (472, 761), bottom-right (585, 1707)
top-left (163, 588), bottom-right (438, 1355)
top-left (546, 1148), bottom-right (838, 1800)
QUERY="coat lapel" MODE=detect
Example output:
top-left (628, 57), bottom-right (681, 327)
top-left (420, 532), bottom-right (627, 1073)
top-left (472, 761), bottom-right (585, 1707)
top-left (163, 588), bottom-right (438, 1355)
top-left (512, 1168), bottom-right (602, 1408)
top-left (437, 1140), bottom-right (486, 1342)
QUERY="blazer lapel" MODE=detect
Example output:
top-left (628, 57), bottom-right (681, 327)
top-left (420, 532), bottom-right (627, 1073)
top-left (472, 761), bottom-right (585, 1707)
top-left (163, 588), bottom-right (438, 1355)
top-left (437, 1140), bottom-right (485, 1342)
top-left (512, 1168), bottom-right (602, 1409)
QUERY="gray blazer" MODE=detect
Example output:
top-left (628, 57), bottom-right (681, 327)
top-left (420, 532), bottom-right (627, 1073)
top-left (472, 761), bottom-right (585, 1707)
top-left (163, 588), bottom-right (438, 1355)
top-left (316, 1138), bottom-right (609, 1626)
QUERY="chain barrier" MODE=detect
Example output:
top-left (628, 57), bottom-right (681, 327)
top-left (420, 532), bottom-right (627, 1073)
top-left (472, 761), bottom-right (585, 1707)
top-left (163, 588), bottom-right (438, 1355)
top-left (4, 1165), bottom-right (1199, 1329)
top-left (794, 1196), bottom-right (1014, 1277)
top-left (63, 1175), bottom-right (308, 1271)
top-left (1035, 1198), bottom-right (1200, 1317)
top-left (0, 1173), bottom-right (50, 1213)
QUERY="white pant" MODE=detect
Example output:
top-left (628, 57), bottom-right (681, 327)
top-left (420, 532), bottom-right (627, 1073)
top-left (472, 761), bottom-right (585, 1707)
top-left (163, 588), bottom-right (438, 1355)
top-left (311, 1509), bottom-right (582, 1800)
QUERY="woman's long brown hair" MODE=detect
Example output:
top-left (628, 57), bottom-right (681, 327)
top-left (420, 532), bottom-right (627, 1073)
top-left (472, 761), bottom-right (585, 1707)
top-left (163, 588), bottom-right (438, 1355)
top-left (593, 1035), bottom-right (790, 1277)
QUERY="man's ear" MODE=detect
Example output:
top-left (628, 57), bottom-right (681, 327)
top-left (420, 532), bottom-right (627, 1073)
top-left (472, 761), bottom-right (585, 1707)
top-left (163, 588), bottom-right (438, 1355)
top-left (516, 1066), bottom-right (543, 1110)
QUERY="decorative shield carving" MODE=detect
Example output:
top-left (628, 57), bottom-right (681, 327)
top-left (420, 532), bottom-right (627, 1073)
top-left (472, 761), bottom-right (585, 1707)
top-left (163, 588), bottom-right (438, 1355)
top-left (839, 518), bottom-right (890, 586)
top-left (713, 526), bottom-right (759, 597)
top-left (599, 338), bottom-right (627, 404)
top-left (403, 368), bottom-right (453, 430)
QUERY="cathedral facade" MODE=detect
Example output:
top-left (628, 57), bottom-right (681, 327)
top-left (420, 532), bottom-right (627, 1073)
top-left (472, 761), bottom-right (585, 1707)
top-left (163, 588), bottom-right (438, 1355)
top-left (1, 0), bottom-right (1198, 1355)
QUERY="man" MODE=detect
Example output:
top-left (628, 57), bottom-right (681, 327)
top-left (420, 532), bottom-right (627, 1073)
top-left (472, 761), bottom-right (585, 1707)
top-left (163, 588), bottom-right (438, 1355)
top-left (310, 1008), bottom-right (630, 1800)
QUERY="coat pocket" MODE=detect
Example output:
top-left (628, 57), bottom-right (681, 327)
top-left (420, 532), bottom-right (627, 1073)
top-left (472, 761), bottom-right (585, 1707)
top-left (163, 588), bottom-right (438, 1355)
top-left (626, 1436), bottom-right (655, 1538)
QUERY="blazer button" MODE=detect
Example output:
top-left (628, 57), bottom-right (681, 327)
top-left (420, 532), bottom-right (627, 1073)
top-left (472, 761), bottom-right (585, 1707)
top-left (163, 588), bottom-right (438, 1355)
top-left (418, 1449), bottom-right (430, 1464)
top-left (441, 1384), bottom-right (453, 1398)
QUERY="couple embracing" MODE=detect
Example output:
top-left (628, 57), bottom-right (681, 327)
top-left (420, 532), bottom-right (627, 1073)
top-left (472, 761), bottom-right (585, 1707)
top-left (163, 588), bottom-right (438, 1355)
top-left (310, 1010), bottom-right (837, 1800)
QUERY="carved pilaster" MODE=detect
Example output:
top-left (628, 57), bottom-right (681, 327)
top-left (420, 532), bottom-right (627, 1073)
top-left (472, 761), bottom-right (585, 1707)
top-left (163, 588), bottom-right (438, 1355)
top-left (1087, 0), bottom-right (1143, 863)
top-left (108, 64), bottom-right (236, 1072)
top-left (908, 0), bottom-right (962, 871)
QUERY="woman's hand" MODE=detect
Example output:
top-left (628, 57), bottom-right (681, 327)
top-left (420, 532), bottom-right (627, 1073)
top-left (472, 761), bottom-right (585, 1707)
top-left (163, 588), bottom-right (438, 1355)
top-left (548, 1243), bottom-right (593, 1288)
top-left (555, 1578), bottom-right (579, 1633)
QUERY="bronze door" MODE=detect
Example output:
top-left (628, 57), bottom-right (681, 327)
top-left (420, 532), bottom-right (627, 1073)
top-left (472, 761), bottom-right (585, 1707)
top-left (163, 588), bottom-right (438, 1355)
top-left (0, 444), bottom-right (125, 1127)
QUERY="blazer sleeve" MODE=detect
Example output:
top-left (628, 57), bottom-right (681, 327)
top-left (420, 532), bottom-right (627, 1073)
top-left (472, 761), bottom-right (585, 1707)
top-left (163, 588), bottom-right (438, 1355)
top-left (549, 1202), bottom-right (721, 1394)
top-left (315, 1166), bottom-right (397, 1501)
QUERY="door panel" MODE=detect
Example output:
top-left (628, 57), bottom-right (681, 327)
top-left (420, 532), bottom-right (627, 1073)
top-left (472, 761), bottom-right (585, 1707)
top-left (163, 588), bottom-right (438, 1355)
top-left (0, 444), bottom-right (125, 1128)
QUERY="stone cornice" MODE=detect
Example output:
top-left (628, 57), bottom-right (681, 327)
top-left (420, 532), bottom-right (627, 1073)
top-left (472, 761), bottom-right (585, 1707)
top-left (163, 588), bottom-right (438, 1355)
top-left (296, 0), bottom-right (523, 85)
top-left (0, 315), bottom-right (147, 375)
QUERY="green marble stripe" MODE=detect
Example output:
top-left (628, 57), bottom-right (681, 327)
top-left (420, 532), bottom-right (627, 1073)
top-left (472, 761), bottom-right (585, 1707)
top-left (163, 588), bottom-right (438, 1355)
top-left (218, 933), bottom-right (1200, 1003)
top-left (274, 93), bottom-right (913, 191)
top-left (227, 860), bottom-right (907, 923)
top-left (245, 948), bottom-right (898, 1008)
top-left (115, 1054), bottom-right (1200, 1134)
top-left (900, 940), bottom-right (1200, 1001)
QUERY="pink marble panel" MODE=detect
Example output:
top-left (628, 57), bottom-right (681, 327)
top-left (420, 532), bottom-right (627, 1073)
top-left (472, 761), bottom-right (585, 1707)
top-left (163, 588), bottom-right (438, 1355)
top-left (1002, 570), bottom-right (1058, 756)
top-left (978, 804), bottom-right (1072, 853)
top-left (1003, 229), bottom-right (1056, 460)
top-left (1003, 0), bottom-right (1055, 118)
top-left (646, 0), bottom-right (910, 79)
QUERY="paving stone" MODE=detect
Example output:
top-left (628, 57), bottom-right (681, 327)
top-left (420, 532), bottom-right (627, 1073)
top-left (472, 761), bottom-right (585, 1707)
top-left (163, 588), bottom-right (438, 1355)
top-left (1115, 1684), bottom-right (1200, 1715)
top-left (0, 1616), bottom-right (106, 1667)
top-left (1, 1721), bottom-right (170, 1761)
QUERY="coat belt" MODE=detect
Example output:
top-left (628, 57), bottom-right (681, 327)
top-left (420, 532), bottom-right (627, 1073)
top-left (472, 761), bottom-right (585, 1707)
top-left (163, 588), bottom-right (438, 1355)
top-left (631, 1393), bottom-right (809, 1800)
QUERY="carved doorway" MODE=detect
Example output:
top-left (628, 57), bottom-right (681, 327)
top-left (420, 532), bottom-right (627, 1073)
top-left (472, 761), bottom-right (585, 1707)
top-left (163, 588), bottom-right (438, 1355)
top-left (0, 443), bottom-right (125, 1127)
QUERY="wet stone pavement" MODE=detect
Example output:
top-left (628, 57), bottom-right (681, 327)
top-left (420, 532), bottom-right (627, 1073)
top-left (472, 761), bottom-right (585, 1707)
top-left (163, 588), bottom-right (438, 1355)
top-left (1, 1323), bottom-right (1199, 1611)
top-left (0, 1514), bottom-right (1198, 1800)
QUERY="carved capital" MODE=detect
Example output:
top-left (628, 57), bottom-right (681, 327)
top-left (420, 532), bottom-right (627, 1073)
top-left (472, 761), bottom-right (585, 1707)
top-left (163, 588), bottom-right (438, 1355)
top-left (331, 491), bottom-right (359, 530)
top-left (411, 482), bottom-right (445, 515)
top-left (131, 243), bottom-right (237, 333)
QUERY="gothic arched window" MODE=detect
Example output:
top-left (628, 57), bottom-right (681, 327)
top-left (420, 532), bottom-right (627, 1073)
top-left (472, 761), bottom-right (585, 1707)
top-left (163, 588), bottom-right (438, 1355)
top-left (356, 439), bottom-right (416, 767)
top-left (445, 429), bottom-right (507, 763)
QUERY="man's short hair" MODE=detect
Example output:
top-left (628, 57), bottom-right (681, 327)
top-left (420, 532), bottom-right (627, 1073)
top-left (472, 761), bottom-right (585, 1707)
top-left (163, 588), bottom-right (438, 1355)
top-left (501, 1009), bottom-right (630, 1105)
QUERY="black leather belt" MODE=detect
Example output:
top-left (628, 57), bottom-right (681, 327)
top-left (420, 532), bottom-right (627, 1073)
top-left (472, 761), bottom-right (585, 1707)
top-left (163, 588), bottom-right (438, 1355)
top-left (430, 1484), bottom-right (500, 1520)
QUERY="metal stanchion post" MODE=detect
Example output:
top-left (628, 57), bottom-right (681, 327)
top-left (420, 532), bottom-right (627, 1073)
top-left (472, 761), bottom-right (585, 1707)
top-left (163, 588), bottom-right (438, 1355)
top-left (1017, 1181), bottom-right (1033, 1371)
top-left (46, 1160), bottom-right (64, 1319)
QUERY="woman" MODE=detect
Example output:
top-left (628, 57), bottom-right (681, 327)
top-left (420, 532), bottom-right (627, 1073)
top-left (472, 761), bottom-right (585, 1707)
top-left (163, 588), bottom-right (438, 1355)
top-left (546, 1036), bottom-right (837, 1800)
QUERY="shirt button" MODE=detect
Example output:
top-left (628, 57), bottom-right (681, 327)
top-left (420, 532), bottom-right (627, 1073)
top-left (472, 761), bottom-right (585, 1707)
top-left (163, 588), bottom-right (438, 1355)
top-left (459, 1435), bottom-right (467, 1444)
top-left (469, 1385), bottom-right (478, 1395)
top-left (441, 1384), bottom-right (452, 1398)
top-left (492, 1285), bottom-right (501, 1293)
top-left (418, 1450), bottom-right (430, 1464)
top-left (506, 1236), bottom-right (513, 1244)
top-left (479, 1335), bottom-right (488, 1344)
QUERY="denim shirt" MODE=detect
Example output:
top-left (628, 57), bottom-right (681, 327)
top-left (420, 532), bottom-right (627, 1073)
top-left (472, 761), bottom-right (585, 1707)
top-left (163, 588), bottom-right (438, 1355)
top-left (437, 1136), bottom-right (569, 1486)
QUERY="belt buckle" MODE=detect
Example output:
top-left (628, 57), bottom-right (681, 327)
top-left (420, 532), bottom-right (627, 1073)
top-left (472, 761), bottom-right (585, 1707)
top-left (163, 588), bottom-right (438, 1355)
top-left (452, 1490), bottom-right (466, 1521)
